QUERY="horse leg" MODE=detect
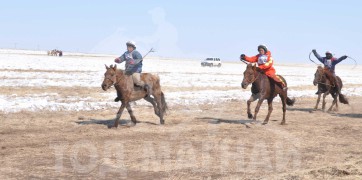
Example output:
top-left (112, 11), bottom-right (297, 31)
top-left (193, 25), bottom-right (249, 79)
top-left (126, 103), bottom-right (137, 126)
top-left (247, 93), bottom-right (259, 119)
top-left (144, 96), bottom-right (160, 116)
top-left (114, 103), bottom-right (126, 128)
top-left (263, 99), bottom-right (273, 125)
top-left (328, 94), bottom-right (337, 112)
top-left (281, 95), bottom-right (287, 125)
top-left (322, 92), bottom-right (329, 111)
top-left (314, 93), bottom-right (322, 110)
top-left (253, 98), bottom-right (264, 121)
top-left (335, 96), bottom-right (339, 111)
top-left (154, 93), bottom-right (165, 125)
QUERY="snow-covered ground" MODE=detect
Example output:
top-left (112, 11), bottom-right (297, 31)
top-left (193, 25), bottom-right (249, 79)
top-left (1, 49), bottom-right (361, 113)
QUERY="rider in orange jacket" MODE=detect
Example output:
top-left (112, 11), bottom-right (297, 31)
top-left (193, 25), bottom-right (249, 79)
top-left (240, 45), bottom-right (287, 90)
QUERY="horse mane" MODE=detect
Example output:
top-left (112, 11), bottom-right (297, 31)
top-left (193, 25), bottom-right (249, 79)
top-left (247, 64), bottom-right (263, 73)
top-left (317, 65), bottom-right (324, 71)
top-left (255, 67), bottom-right (264, 73)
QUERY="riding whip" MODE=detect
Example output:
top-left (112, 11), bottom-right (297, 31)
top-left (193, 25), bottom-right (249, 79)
top-left (309, 51), bottom-right (319, 65)
top-left (347, 56), bottom-right (358, 69)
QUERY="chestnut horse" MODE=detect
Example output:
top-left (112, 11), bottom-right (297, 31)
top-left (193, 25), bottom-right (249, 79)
top-left (101, 64), bottom-right (167, 128)
top-left (313, 66), bottom-right (348, 111)
top-left (241, 64), bottom-right (295, 125)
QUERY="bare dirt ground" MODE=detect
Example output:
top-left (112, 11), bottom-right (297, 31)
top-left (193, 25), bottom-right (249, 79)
top-left (1, 90), bottom-right (362, 179)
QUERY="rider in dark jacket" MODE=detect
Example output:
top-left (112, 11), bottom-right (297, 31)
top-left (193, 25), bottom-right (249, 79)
top-left (114, 41), bottom-right (151, 101)
top-left (312, 49), bottom-right (347, 93)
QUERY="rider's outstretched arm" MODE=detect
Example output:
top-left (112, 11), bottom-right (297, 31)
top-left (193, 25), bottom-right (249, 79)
top-left (334, 55), bottom-right (348, 65)
top-left (312, 50), bottom-right (324, 63)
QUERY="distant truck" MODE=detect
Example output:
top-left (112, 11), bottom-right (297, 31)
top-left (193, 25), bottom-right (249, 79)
top-left (201, 57), bottom-right (222, 67)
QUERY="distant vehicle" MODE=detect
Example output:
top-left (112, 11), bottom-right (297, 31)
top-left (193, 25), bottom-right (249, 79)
top-left (201, 57), bottom-right (222, 67)
top-left (47, 49), bottom-right (63, 57)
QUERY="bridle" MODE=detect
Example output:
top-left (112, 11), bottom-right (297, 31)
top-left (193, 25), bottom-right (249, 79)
top-left (245, 67), bottom-right (260, 84)
top-left (105, 70), bottom-right (121, 87)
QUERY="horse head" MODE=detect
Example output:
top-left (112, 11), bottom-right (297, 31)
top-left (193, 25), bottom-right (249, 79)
top-left (313, 66), bottom-right (325, 86)
top-left (102, 64), bottom-right (118, 91)
top-left (241, 63), bottom-right (257, 89)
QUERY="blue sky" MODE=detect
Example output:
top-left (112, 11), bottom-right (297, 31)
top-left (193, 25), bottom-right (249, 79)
top-left (0, 0), bottom-right (361, 63)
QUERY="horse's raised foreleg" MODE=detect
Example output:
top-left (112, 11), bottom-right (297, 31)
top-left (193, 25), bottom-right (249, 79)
top-left (314, 92), bottom-right (322, 110)
top-left (247, 93), bottom-right (259, 119)
top-left (253, 98), bottom-right (264, 121)
top-left (263, 98), bottom-right (273, 125)
top-left (114, 103), bottom-right (126, 128)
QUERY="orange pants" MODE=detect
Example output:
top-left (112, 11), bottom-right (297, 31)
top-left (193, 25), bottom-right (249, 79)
top-left (263, 68), bottom-right (286, 87)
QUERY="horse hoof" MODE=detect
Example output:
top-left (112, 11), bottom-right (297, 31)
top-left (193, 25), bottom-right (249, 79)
top-left (262, 122), bottom-right (268, 125)
top-left (248, 114), bottom-right (253, 119)
top-left (114, 97), bottom-right (120, 102)
top-left (280, 122), bottom-right (286, 125)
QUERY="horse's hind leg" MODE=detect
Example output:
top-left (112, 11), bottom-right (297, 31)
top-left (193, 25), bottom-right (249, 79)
top-left (314, 93), bottom-right (322, 110)
top-left (126, 103), bottom-right (137, 126)
top-left (334, 94), bottom-right (339, 111)
top-left (154, 93), bottom-right (165, 125)
top-left (144, 96), bottom-right (160, 116)
top-left (280, 95), bottom-right (287, 125)
top-left (328, 94), bottom-right (337, 112)
top-left (322, 92), bottom-right (329, 111)
top-left (263, 99), bottom-right (273, 125)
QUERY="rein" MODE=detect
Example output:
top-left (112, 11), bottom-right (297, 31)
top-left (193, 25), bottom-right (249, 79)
top-left (248, 67), bottom-right (260, 84)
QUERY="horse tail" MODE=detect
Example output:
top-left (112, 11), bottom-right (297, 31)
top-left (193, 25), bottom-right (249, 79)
top-left (286, 97), bottom-right (296, 106)
top-left (339, 93), bottom-right (349, 104)
top-left (161, 92), bottom-right (168, 114)
top-left (335, 76), bottom-right (348, 104)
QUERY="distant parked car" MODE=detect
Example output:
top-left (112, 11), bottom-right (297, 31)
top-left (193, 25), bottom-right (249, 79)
top-left (201, 57), bottom-right (222, 67)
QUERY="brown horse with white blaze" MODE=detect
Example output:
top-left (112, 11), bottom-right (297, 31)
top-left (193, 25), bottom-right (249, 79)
top-left (241, 64), bottom-right (295, 125)
top-left (101, 64), bottom-right (167, 128)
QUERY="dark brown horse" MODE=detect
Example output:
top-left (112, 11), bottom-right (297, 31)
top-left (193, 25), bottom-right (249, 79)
top-left (313, 66), bottom-right (348, 111)
top-left (101, 64), bottom-right (167, 128)
top-left (241, 64), bottom-right (295, 125)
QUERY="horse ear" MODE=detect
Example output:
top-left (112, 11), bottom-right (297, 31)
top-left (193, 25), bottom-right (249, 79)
top-left (113, 64), bottom-right (117, 70)
top-left (105, 64), bottom-right (109, 69)
top-left (110, 64), bottom-right (113, 68)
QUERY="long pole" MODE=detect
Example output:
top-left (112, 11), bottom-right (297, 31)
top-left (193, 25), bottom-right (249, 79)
top-left (143, 48), bottom-right (155, 59)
